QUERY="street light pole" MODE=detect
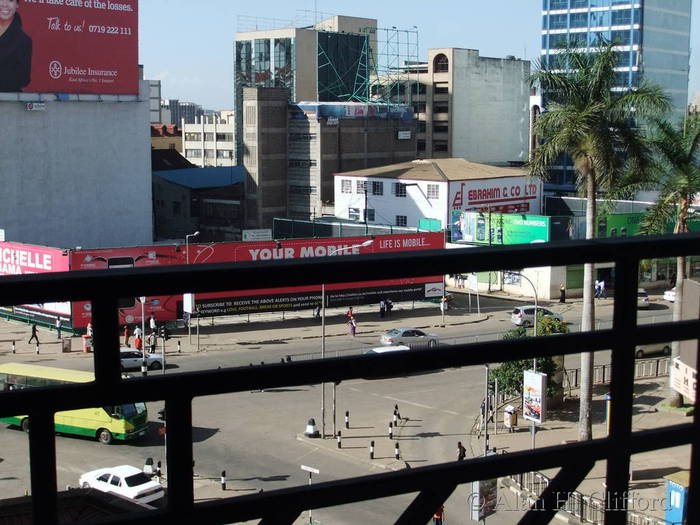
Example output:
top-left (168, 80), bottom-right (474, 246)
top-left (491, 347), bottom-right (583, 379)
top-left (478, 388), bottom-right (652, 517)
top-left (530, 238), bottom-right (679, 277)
top-left (321, 238), bottom-right (374, 438)
top-left (185, 231), bottom-right (200, 343)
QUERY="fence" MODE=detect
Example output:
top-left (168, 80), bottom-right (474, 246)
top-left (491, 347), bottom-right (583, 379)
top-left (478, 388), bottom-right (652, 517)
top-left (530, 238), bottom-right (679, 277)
top-left (564, 357), bottom-right (670, 391)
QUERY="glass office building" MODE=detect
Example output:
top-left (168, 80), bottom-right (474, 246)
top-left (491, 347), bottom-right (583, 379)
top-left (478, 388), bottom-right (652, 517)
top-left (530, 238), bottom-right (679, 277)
top-left (540, 0), bottom-right (692, 192)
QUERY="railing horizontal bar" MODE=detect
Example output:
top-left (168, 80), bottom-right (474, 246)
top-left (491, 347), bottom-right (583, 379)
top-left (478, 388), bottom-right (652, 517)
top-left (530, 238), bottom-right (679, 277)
top-left (90, 425), bottom-right (693, 525)
top-left (1, 321), bottom-right (697, 416)
top-left (0, 234), bottom-right (698, 305)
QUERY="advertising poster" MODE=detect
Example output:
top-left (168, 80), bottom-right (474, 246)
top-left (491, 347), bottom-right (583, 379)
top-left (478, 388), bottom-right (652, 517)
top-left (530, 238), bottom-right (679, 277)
top-left (670, 357), bottom-right (696, 403)
top-left (450, 177), bottom-right (542, 215)
top-left (452, 212), bottom-right (550, 245)
top-left (3, 0), bottom-right (138, 95)
top-left (523, 370), bottom-right (547, 424)
top-left (0, 242), bottom-right (71, 324)
top-left (470, 452), bottom-right (498, 522)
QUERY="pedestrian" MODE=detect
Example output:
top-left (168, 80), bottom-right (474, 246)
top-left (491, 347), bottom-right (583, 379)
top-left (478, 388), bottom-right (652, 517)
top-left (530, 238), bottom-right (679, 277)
top-left (559, 283), bottom-right (566, 304)
top-left (599, 279), bottom-right (606, 299)
top-left (134, 325), bottom-right (142, 339)
top-left (149, 315), bottom-right (157, 333)
top-left (314, 303), bottom-right (321, 320)
top-left (457, 441), bottom-right (466, 461)
top-left (594, 279), bottom-right (601, 299)
top-left (439, 296), bottom-right (448, 313)
top-left (123, 325), bottom-right (130, 347)
top-left (670, 272), bottom-right (676, 287)
top-left (433, 505), bottom-right (444, 525)
top-left (386, 299), bottom-right (393, 318)
top-left (346, 306), bottom-right (353, 320)
top-left (348, 316), bottom-right (357, 337)
top-left (379, 298), bottom-right (386, 319)
top-left (147, 332), bottom-right (156, 352)
top-left (134, 335), bottom-right (143, 351)
top-left (28, 322), bottom-right (39, 344)
top-left (55, 318), bottom-right (62, 339)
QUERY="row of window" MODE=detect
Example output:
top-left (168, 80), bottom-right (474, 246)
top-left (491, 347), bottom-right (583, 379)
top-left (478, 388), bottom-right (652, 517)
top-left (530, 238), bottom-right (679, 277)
top-left (416, 122), bottom-right (449, 133)
top-left (545, 28), bottom-right (639, 48)
top-left (544, 8), bottom-right (639, 30)
top-left (347, 208), bottom-right (406, 226)
top-left (185, 149), bottom-right (234, 159)
top-left (543, 50), bottom-right (637, 70)
top-left (417, 140), bottom-right (449, 152)
top-left (544, 0), bottom-right (633, 10)
top-left (184, 132), bottom-right (234, 142)
top-left (340, 180), bottom-right (440, 199)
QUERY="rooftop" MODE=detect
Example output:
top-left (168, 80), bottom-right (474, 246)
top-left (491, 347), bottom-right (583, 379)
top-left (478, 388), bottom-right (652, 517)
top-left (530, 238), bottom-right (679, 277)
top-left (334, 158), bottom-right (528, 181)
top-left (155, 167), bottom-right (245, 189)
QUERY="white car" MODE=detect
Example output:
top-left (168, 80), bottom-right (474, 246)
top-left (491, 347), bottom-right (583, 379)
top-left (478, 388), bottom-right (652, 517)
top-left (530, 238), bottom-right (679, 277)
top-left (79, 465), bottom-right (164, 504)
top-left (510, 306), bottom-right (563, 327)
top-left (120, 349), bottom-right (163, 371)
top-left (663, 288), bottom-right (676, 302)
top-left (380, 328), bottom-right (439, 348)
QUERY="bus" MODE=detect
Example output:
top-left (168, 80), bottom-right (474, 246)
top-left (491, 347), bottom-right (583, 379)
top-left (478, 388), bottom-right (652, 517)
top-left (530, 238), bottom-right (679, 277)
top-left (0, 363), bottom-right (149, 444)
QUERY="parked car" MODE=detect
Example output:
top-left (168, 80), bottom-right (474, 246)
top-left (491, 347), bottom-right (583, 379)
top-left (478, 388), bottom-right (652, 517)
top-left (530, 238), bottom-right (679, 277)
top-left (79, 465), bottom-right (164, 504)
top-left (510, 306), bottom-right (562, 327)
top-left (635, 342), bottom-right (671, 358)
top-left (120, 349), bottom-right (163, 371)
top-left (379, 328), bottom-right (439, 348)
top-left (637, 288), bottom-right (650, 309)
top-left (663, 287), bottom-right (676, 303)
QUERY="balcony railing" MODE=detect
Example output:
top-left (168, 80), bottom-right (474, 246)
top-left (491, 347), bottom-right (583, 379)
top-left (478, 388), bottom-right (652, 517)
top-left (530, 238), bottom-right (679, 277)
top-left (0, 234), bottom-right (698, 524)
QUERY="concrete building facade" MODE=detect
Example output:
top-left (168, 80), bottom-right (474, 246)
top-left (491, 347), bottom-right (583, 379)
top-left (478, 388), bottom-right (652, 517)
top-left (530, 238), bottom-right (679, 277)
top-left (0, 75), bottom-right (153, 249)
top-left (182, 116), bottom-right (235, 167)
top-left (402, 49), bottom-right (530, 165)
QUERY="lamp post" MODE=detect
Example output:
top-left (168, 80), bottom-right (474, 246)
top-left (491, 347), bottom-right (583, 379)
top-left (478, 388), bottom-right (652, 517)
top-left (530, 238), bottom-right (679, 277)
top-left (320, 238), bottom-right (374, 438)
top-left (507, 271), bottom-right (539, 370)
top-left (185, 231), bottom-right (200, 343)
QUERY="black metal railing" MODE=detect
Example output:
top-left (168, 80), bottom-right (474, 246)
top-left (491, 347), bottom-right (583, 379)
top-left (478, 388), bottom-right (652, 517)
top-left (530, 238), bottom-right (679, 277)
top-left (0, 234), bottom-right (698, 524)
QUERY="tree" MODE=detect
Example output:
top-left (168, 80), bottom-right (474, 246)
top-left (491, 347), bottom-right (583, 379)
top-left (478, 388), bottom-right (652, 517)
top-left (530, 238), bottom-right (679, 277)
top-left (638, 115), bottom-right (700, 406)
top-left (528, 42), bottom-right (669, 439)
top-left (491, 316), bottom-right (569, 400)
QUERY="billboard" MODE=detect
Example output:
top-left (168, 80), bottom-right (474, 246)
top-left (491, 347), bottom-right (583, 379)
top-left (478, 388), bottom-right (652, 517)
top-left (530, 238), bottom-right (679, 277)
top-left (2, 0), bottom-right (138, 95)
top-left (449, 177), bottom-right (542, 215)
top-left (523, 370), bottom-right (547, 424)
top-left (451, 211), bottom-right (550, 245)
top-left (0, 242), bottom-right (71, 324)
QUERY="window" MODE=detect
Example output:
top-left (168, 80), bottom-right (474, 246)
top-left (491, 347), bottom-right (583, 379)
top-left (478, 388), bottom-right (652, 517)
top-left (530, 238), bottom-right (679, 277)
top-left (427, 184), bottom-right (440, 200)
top-left (611, 9), bottom-right (632, 26)
top-left (185, 149), bottom-right (202, 158)
top-left (417, 139), bottom-right (426, 151)
top-left (549, 14), bottom-right (567, 30)
top-left (204, 149), bottom-right (215, 158)
top-left (433, 54), bottom-right (449, 73)
top-left (216, 133), bottom-right (233, 142)
top-left (372, 181), bottom-right (383, 196)
top-left (203, 133), bottom-right (215, 142)
top-left (411, 83), bottom-right (427, 95)
top-left (549, 34), bottom-right (568, 49)
top-left (433, 82), bottom-right (449, 94)
top-left (434, 105), bottom-right (449, 113)
top-left (356, 181), bottom-right (367, 194)
top-left (288, 159), bottom-right (317, 167)
top-left (341, 180), bottom-right (352, 194)
top-left (348, 208), bottom-right (360, 221)
top-left (413, 102), bottom-right (426, 113)
top-left (290, 185), bottom-right (317, 194)
top-left (216, 150), bottom-right (233, 159)
top-left (173, 201), bottom-right (181, 215)
top-left (97, 474), bottom-right (110, 483)
top-left (418, 122), bottom-right (426, 133)
top-left (168, 143), bottom-right (176, 150)
top-left (611, 30), bottom-right (631, 45)
top-left (396, 215), bottom-right (407, 227)
top-left (110, 476), bottom-right (121, 487)
top-left (394, 183), bottom-right (407, 197)
top-left (289, 133), bottom-right (317, 141)
top-left (364, 209), bottom-right (375, 222)
top-left (433, 141), bottom-right (448, 152)
top-left (184, 132), bottom-right (201, 141)
top-left (569, 12), bottom-right (588, 28)
top-left (433, 123), bottom-right (448, 133)
top-left (550, 0), bottom-right (568, 8)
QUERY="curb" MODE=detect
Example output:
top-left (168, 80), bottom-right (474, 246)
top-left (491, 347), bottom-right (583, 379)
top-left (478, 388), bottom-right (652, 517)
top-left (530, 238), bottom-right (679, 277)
top-left (295, 434), bottom-right (404, 472)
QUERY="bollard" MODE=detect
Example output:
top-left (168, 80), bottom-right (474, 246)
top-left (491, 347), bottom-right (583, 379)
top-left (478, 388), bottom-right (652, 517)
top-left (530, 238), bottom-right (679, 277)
top-left (221, 470), bottom-right (226, 491)
top-left (280, 358), bottom-right (285, 364)
top-left (192, 460), bottom-right (196, 476)
top-left (144, 457), bottom-right (154, 475)
top-left (177, 340), bottom-right (181, 353)
top-left (345, 410), bottom-right (350, 429)
top-left (286, 355), bottom-right (291, 363)
top-left (141, 360), bottom-right (148, 377)
top-left (370, 440), bottom-right (375, 460)
top-left (35, 343), bottom-right (39, 355)
top-left (394, 442), bottom-right (400, 460)
top-left (393, 410), bottom-right (398, 425)
top-left (389, 421), bottom-right (393, 440)
top-left (12, 341), bottom-right (15, 354)
top-left (337, 430), bottom-right (342, 449)
top-left (156, 460), bottom-right (162, 478)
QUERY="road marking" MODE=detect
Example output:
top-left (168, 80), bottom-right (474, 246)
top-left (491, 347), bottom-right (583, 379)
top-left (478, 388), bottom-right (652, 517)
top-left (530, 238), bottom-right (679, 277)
top-left (382, 396), bottom-right (460, 415)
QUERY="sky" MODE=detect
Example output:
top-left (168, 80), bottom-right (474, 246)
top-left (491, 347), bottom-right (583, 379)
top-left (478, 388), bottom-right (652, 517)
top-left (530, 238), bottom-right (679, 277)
top-left (139, 0), bottom-right (700, 111)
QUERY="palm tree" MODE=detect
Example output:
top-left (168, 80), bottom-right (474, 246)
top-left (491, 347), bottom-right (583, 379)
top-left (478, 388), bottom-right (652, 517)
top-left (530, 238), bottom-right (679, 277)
top-left (638, 115), bottom-right (700, 406)
top-left (528, 42), bottom-right (669, 440)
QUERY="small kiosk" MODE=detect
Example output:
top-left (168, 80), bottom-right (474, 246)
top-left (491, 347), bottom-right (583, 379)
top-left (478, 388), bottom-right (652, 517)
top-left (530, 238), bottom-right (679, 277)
top-left (664, 471), bottom-right (690, 525)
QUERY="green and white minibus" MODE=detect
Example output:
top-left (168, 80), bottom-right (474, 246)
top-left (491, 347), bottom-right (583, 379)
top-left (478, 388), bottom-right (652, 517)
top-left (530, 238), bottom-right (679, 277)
top-left (0, 363), bottom-right (148, 444)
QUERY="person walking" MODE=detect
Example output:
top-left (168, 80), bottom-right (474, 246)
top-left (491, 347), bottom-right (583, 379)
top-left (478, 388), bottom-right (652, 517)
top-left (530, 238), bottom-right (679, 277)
top-left (433, 505), bottom-right (444, 525)
top-left (457, 441), bottom-right (466, 461)
top-left (348, 316), bottom-right (357, 337)
top-left (133, 335), bottom-right (143, 351)
top-left (379, 299), bottom-right (386, 319)
top-left (86, 322), bottom-right (93, 337)
top-left (346, 307), bottom-right (353, 321)
top-left (314, 303), bottom-right (321, 320)
top-left (599, 279), bottom-right (606, 299)
top-left (55, 318), bottom-right (62, 339)
top-left (28, 322), bottom-right (39, 344)
top-left (386, 299), bottom-right (393, 318)
top-left (149, 315), bottom-right (157, 333)
top-left (134, 325), bottom-right (142, 339)
top-left (559, 283), bottom-right (566, 303)
top-left (594, 279), bottom-right (601, 299)
top-left (147, 332), bottom-right (156, 353)
top-left (123, 325), bottom-right (130, 347)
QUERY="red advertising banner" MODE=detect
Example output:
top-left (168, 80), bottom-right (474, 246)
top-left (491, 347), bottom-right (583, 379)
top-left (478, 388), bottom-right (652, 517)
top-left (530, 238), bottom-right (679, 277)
top-left (3, 0), bottom-right (139, 94)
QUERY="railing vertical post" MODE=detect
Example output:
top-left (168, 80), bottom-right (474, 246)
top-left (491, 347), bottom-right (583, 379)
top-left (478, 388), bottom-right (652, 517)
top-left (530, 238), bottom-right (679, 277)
top-left (166, 396), bottom-right (194, 514)
top-left (29, 411), bottom-right (57, 525)
top-left (91, 297), bottom-right (121, 386)
top-left (604, 257), bottom-right (639, 524)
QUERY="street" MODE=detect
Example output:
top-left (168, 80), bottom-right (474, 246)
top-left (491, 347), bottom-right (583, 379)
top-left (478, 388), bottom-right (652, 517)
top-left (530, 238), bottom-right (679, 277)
top-left (0, 292), bottom-right (675, 523)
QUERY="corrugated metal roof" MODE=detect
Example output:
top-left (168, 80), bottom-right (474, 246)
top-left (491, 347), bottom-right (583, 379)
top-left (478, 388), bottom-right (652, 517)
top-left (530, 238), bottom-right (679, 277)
top-left (333, 158), bottom-right (527, 181)
top-left (155, 167), bottom-right (245, 189)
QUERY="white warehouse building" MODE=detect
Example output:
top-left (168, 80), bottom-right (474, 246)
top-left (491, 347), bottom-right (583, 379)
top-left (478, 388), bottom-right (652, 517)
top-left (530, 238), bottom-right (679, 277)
top-left (334, 158), bottom-right (543, 230)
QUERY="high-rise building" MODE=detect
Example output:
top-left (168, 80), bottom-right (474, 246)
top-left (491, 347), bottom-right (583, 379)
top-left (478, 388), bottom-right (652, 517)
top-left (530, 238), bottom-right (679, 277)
top-left (182, 116), bottom-right (235, 168)
top-left (540, 0), bottom-right (692, 192)
top-left (234, 15), bottom-right (377, 160)
top-left (162, 99), bottom-right (204, 125)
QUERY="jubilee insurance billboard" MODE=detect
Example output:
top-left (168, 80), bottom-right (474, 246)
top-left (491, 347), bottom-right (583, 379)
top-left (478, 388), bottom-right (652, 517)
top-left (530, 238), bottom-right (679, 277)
top-left (2, 0), bottom-right (138, 94)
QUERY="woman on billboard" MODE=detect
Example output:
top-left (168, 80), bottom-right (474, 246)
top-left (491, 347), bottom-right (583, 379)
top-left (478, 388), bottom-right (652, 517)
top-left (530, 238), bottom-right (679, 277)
top-left (0, 0), bottom-right (32, 92)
